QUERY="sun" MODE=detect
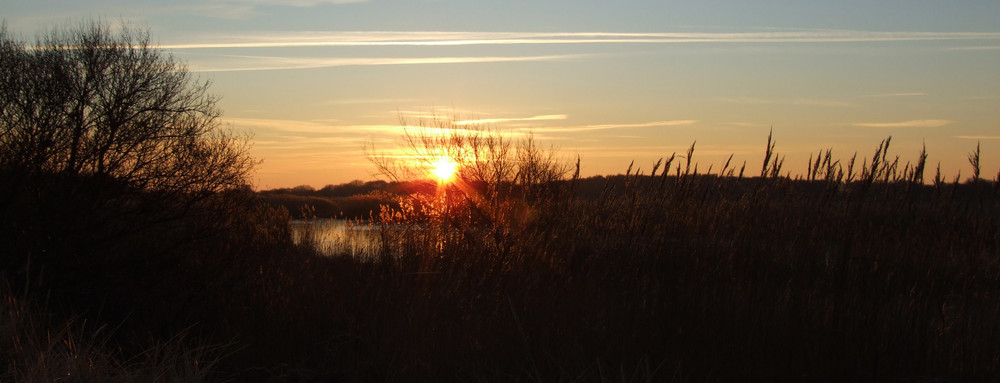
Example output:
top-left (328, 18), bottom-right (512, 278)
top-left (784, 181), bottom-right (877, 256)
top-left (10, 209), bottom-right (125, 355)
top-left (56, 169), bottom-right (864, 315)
top-left (429, 157), bottom-right (459, 183)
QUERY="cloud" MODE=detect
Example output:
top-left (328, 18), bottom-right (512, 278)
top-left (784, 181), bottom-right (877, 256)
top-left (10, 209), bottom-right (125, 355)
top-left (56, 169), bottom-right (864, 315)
top-left (188, 54), bottom-right (585, 72)
top-left (166, 29), bottom-right (1000, 72)
top-left (163, 30), bottom-right (1000, 50)
top-left (852, 119), bottom-right (952, 128)
top-left (142, 0), bottom-right (368, 22)
top-left (230, 117), bottom-right (530, 143)
top-left (529, 120), bottom-right (697, 133)
top-left (324, 98), bottom-right (419, 105)
top-left (566, 145), bottom-right (758, 158)
top-left (168, 3), bottom-right (258, 19)
top-left (957, 136), bottom-right (1000, 140)
top-left (861, 92), bottom-right (926, 98)
top-left (948, 45), bottom-right (1000, 51)
top-left (395, 107), bottom-right (482, 118)
top-left (454, 114), bottom-right (569, 125)
top-left (724, 122), bottom-right (771, 128)
top-left (220, 0), bottom-right (368, 6)
top-left (229, 117), bottom-right (403, 135)
top-left (718, 96), bottom-right (854, 108)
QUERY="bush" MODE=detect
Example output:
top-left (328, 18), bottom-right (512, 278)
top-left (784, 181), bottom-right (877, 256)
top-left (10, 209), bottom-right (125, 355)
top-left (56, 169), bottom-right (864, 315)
top-left (0, 19), bottom-right (255, 340)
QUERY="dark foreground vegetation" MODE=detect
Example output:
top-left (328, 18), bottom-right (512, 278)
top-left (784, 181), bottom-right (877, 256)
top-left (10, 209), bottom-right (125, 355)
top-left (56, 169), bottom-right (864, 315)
top-left (4, 21), bottom-right (1000, 382)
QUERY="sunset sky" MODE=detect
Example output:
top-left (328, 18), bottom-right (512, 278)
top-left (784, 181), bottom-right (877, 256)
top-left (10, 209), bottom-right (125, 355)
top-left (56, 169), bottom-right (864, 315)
top-left (4, 0), bottom-right (999, 188)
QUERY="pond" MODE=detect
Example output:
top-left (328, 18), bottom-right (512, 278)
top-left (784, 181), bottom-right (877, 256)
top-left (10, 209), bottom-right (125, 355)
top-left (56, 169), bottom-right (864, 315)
top-left (290, 219), bottom-right (383, 257)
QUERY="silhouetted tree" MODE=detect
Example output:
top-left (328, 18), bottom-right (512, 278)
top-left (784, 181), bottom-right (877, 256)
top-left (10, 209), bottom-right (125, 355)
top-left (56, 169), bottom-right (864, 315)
top-left (0, 21), bottom-right (252, 199)
top-left (0, 20), bottom-right (256, 322)
top-left (366, 114), bottom-right (570, 194)
top-left (365, 113), bottom-right (573, 227)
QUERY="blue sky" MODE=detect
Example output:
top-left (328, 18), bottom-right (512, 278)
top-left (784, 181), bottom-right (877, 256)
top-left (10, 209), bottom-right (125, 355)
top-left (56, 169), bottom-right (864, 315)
top-left (3, 0), bottom-right (999, 188)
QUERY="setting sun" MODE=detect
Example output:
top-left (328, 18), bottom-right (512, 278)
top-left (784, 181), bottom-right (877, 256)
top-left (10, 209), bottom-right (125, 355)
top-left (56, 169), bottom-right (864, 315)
top-left (429, 157), bottom-right (459, 183)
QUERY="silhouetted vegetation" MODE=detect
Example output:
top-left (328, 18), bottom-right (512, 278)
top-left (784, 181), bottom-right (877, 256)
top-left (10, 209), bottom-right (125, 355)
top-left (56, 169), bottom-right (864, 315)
top-left (258, 180), bottom-right (403, 219)
top-left (1, 21), bottom-right (259, 381)
top-left (4, 21), bottom-right (1000, 383)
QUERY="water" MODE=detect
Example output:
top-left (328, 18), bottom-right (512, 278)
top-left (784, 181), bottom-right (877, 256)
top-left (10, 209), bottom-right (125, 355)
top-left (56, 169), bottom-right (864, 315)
top-left (290, 219), bottom-right (382, 257)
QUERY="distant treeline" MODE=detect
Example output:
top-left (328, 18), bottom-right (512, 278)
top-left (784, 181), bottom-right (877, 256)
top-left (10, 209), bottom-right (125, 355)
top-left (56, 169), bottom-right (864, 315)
top-left (258, 177), bottom-right (605, 219)
top-left (258, 180), bottom-right (392, 219)
top-left (261, 171), bottom-right (1000, 220)
top-left (258, 179), bottom-right (442, 219)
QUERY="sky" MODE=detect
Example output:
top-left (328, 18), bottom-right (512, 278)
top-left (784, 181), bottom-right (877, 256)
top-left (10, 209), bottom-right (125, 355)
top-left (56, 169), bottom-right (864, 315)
top-left (3, 0), bottom-right (999, 188)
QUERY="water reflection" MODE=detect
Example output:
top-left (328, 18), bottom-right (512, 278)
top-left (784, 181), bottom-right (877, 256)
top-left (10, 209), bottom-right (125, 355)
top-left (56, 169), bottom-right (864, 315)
top-left (290, 219), bottom-right (382, 257)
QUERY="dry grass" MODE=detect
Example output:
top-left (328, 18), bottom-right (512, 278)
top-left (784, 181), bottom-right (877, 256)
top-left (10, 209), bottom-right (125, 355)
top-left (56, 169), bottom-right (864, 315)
top-left (4, 135), bottom-right (999, 382)
top-left (300, 136), bottom-right (1000, 382)
top-left (1, 286), bottom-right (228, 382)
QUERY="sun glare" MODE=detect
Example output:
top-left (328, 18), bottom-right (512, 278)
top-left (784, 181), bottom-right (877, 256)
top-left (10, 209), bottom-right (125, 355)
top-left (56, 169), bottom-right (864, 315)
top-left (429, 157), bottom-right (459, 183)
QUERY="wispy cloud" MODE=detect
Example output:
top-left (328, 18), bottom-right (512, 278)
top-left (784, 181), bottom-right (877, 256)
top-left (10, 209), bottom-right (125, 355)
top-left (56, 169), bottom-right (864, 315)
top-left (719, 96), bottom-right (854, 108)
top-left (724, 122), bottom-right (772, 128)
top-left (852, 119), bottom-right (952, 128)
top-left (221, 0), bottom-right (368, 6)
top-left (862, 92), bottom-right (926, 98)
top-left (164, 30), bottom-right (1000, 50)
top-left (455, 114), bottom-right (568, 125)
top-left (189, 54), bottom-right (584, 72)
top-left (229, 117), bottom-right (402, 135)
top-left (948, 45), bottom-right (1000, 51)
top-left (568, 145), bottom-right (758, 158)
top-left (168, 29), bottom-right (1000, 72)
top-left (166, 3), bottom-right (257, 19)
top-left (172, 0), bottom-right (367, 20)
top-left (957, 135), bottom-right (1000, 140)
top-left (530, 120), bottom-right (697, 133)
top-left (231, 117), bottom-right (531, 143)
top-left (395, 107), bottom-right (482, 119)
top-left (324, 98), bottom-right (419, 105)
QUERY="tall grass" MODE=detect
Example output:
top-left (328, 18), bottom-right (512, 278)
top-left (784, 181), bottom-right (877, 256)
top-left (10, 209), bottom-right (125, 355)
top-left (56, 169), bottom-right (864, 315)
top-left (5, 135), bottom-right (999, 382)
top-left (293, 135), bottom-right (1000, 381)
top-left (1, 284), bottom-right (228, 382)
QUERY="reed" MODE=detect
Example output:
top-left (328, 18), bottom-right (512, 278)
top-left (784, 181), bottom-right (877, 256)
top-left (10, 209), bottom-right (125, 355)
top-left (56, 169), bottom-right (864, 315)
top-left (4, 134), bottom-right (998, 382)
top-left (320, 134), bottom-right (1000, 381)
top-left (1, 284), bottom-right (227, 382)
